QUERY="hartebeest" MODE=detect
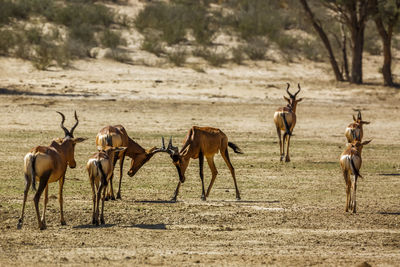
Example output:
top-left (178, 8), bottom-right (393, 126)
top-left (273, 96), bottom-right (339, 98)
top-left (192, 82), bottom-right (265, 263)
top-left (87, 146), bottom-right (127, 225)
top-left (17, 111), bottom-right (86, 230)
top-left (345, 110), bottom-right (370, 143)
top-left (273, 83), bottom-right (303, 162)
top-left (162, 126), bottom-right (243, 201)
top-left (340, 140), bottom-right (371, 213)
top-left (96, 125), bottom-right (164, 200)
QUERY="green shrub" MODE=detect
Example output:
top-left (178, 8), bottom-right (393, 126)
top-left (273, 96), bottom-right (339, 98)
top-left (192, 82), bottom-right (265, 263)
top-left (231, 46), bottom-right (245, 64)
top-left (32, 40), bottom-right (55, 70)
top-left (25, 26), bottom-right (43, 45)
top-left (100, 29), bottom-right (126, 49)
top-left (106, 48), bottom-right (131, 63)
top-left (194, 48), bottom-right (227, 67)
top-left (167, 48), bottom-right (187, 66)
top-left (0, 29), bottom-right (15, 55)
top-left (244, 37), bottom-right (267, 60)
top-left (141, 33), bottom-right (164, 57)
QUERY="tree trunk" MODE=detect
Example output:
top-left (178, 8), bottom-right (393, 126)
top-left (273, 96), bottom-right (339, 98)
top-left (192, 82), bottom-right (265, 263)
top-left (371, 0), bottom-right (395, 87)
top-left (299, 0), bottom-right (344, 81)
top-left (341, 23), bottom-right (350, 81)
top-left (350, 26), bottom-right (364, 84)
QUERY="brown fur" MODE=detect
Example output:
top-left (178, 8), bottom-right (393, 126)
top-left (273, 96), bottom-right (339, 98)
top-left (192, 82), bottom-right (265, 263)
top-left (340, 140), bottom-right (371, 213)
top-left (273, 83), bottom-right (303, 162)
top-left (87, 147), bottom-right (126, 225)
top-left (95, 125), bottom-right (161, 200)
top-left (18, 112), bottom-right (86, 230)
top-left (345, 111), bottom-right (370, 143)
top-left (170, 126), bottom-right (242, 201)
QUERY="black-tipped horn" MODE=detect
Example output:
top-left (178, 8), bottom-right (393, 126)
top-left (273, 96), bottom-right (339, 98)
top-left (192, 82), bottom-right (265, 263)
top-left (357, 110), bottom-right (362, 121)
top-left (286, 83), bottom-right (293, 97)
top-left (294, 83), bottom-right (301, 97)
top-left (161, 136), bottom-right (165, 149)
top-left (69, 111), bottom-right (79, 137)
top-left (56, 111), bottom-right (70, 137)
top-left (168, 136), bottom-right (172, 149)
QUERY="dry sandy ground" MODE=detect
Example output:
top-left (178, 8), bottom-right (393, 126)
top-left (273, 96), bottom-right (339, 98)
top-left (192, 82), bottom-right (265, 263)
top-left (0, 55), bottom-right (400, 267)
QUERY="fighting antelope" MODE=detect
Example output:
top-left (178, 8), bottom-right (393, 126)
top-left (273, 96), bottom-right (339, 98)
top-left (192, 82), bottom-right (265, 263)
top-left (345, 110), bottom-right (370, 143)
top-left (96, 125), bottom-right (164, 200)
top-left (161, 126), bottom-right (243, 201)
top-left (273, 83), bottom-right (303, 162)
top-left (340, 140), bottom-right (371, 213)
top-left (87, 146), bottom-right (127, 225)
top-left (17, 111), bottom-right (86, 230)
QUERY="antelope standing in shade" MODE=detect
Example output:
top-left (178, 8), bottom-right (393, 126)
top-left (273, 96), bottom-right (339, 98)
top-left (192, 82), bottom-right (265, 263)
top-left (340, 140), bottom-right (371, 213)
top-left (161, 126), bottom-right (243, 201)
top-left (345, 110), bottom-right (370, 143)
top-left (96, 125), bottom-right (164, 200)
top-left (273, 83), bottom-right (303, 162)
top-left (87, 146), bottom-right (127, 225)
top-left (17, 111), bottom-right (86, 230)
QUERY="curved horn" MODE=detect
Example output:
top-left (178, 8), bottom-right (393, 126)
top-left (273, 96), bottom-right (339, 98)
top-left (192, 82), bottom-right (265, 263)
top-left (286, 83), bottom-right (293, 97)
top-left (294, 83), bottom-right (301, 97)
top-left (357, 110), bottom-right (362, 121)
top-left (56, 111), bottom-right (70, 137)
top-left (69, 111), bottom-right (79, 137)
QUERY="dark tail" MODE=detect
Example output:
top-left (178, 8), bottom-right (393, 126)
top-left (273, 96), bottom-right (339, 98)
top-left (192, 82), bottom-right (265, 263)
top-left (350, 157), bottom-right (363, 179)
top-left (228, 142), bottom-right (243, 154)
top-left (28, 154), bottom-right (37, 191)
top-left (95, 160), bottom-right (108, 186)
top-left (281, 113), bottom-right (292, 136)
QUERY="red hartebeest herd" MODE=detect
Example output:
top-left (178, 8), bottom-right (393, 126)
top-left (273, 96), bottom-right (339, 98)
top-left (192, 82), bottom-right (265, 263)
top-left (17, 83), bottom-right (373, 229)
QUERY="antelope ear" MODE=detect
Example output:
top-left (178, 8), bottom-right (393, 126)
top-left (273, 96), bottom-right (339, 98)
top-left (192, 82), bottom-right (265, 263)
top-left (146, 146), bottom-right (157, 154)
top-left (361, 140), bottom-right (372, 145)
top-left (296, 98), bottom-right (303, 102)
top-left (283, 96), bottom-right (290, 102)
top-left (361, 120), bottom-right (370, 125)
top-left (73, 137), bottom-right (87, 143)
top-left (54, 138), bottom-right (63, 143)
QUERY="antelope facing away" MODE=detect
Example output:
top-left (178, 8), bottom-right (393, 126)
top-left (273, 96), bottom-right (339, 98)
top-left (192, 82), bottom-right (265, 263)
top-left (162, 126), bottom-right (243, 201)
top-left (340, 140), bottom-right (371, 213)
top-left (273, 83), bottom-right (303, 162)
top-left (87, 146), bottom-right (127, 225)
top-left (345, 110), bottom-right (370, 143)
top-left (96, 125), bottom-right (164, 200)
top-left (17, 111), bottom-right (86, 230)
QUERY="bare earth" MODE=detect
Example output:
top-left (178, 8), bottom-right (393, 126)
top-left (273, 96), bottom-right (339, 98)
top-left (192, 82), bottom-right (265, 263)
top-left (0, 54), bottom-right (399, 267)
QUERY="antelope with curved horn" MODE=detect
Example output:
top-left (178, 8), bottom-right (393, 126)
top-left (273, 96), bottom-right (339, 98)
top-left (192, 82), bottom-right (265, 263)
top-left (273, 83), bottom-right (303, 162)
top-left (87, 146), bottom-right (127, 225)
top-left (345, 110), bottom-right (370, 143)
top-left (17, 111), bottom-right (86, 230)
top-left (340, 140), bottom-right (371, 213)
top-left (162, 126), bottom-right (243, 202)
top-left (95, 125), bottom-right (165, 200)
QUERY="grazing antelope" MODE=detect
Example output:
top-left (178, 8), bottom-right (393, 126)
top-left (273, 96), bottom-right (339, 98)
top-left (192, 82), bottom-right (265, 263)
top-left (17, 111), bottom-right (86, 230)
top-left (161, 126), bottom-right (243, 202)
top-left (340, 140), bottom-right (371, 213)
top-left (273, 83), bottom-right (303, 162)
top-left (345, 110), bottom-right (370, 143)
top-left (96, 125), bottom-right (164, 200)
top-left (87, 146), bottom-right (127, 225)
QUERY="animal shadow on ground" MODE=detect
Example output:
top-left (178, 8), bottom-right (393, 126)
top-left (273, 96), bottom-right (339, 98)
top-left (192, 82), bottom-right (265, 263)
top-left (135, 200), bottom-right (176, 204)
top-left (126, 223), bottom-right (167, 230)
top-left (378, 212), bottom-right (400, 215)
top-left (73, 223), bottom-right (116, 229)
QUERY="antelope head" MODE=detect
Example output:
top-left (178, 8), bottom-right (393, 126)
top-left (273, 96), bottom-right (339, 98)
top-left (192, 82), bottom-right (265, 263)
top-left (352, 110), bottom-right (370, 126)
top-left (157, 137), bottom-right (186, 183)
top-left (283, 83), bottom-right (303, 112)
top-left (56, 111), bottom-right (86, 168)
top-left (350, 139), bottom-right (372, 154)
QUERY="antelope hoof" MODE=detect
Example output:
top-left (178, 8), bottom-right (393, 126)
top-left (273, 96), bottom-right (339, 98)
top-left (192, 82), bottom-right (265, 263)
top-left (236, 196), bottom-right (241, 201)
top-left (170, 196), bottom-right (177, 202)
top-left (60, 220), bottom-right (66, 226)
top-left (111, 196), bottom-right (116, 201)
top-left (280, 156), bottom-right (284, 162)
top-left (285, 157), bottom-right (290, 162)
top-left (17, 219), bottom-right (23, 229)
top-left (116, 193), bottom-right (121, 199)
top-left (100, 218), bottom-right (105, 225)
top-left (201, 195), bottom-right (206, 201)
top-left (39, 223), bottom-right (46, 230)
top-left (105, 196), bottom-right (110, 201)
top-left (92, 218), bottom-right (96, 225)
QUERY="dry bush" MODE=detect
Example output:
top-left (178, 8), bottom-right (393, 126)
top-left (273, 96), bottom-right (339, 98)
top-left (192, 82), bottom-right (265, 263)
top-left (167, 48), bottom-right (187, 66)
